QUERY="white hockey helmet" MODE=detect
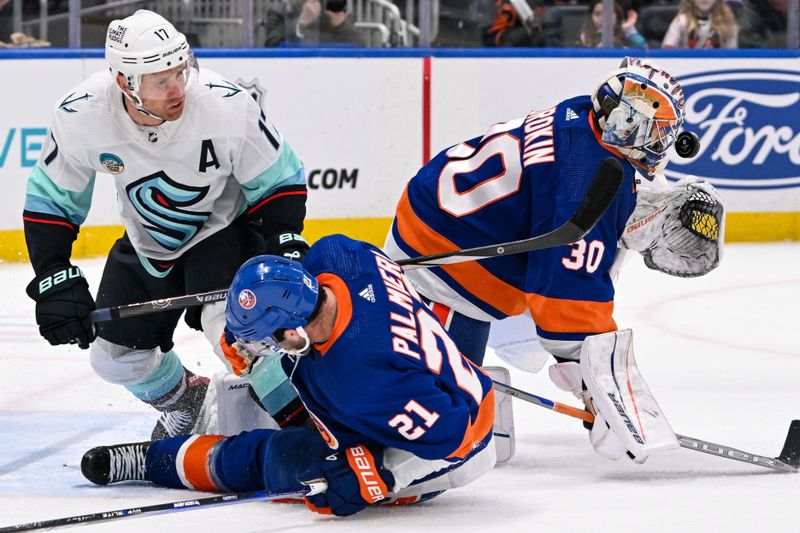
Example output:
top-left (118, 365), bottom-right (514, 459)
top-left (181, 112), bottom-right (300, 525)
top-left (592, 57), bottom-right (685, 179)
top-left (105, 10), bottom-right (192, 108)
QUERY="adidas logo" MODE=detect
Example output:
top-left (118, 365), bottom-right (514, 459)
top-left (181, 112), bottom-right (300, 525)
top-left (565, 108), bottom-right (579, 121)
top-left (359, 284), bottom-right (376, 303)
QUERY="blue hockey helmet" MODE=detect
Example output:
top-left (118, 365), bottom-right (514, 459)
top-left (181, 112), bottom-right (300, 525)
top-left (592, 57), bottom-right (685, 179)
top-left (225, 255), bottom-right (319, 345)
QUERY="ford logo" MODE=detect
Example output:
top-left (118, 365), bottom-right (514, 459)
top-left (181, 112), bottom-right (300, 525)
top-left (666, 69), bottom-right (800, 189)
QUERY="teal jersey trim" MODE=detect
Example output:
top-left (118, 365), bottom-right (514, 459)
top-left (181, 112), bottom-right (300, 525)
top-left (240, 144), bottom-right (305, 205)
top-left (24, 165), bottom-right (95, 226)
top-left (125, 350), bottom-right (183, 401)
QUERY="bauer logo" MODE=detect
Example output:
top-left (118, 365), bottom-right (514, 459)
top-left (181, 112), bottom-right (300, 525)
top-left (666, 69), bottom-right (800, 189)
top-left (238, 289), bottom-right (256, 310)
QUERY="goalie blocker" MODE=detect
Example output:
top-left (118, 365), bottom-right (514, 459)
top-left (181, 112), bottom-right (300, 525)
top-left (550, 329), bottom-right (679, 462)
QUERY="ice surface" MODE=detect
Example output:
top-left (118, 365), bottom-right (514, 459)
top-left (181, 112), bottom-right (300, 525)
top-left (1, 243), bottom-right (798, 532)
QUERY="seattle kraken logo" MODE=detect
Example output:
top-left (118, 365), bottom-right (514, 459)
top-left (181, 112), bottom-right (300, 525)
top-left (126, 171), bottom-right (211, 251)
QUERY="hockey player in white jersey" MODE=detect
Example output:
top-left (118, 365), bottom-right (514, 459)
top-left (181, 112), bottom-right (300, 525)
top-left (23, 10), bottom-right (309, 439)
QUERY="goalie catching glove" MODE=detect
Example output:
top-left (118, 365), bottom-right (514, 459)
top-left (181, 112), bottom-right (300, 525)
top-left (26, 264), bottom-right (96, 349)
top-left (621, 178), bottom-right (724, 277)
top-left (549, 329), bottom-right (679, 462)
top-left (301, 444), bottom-right (395, 516)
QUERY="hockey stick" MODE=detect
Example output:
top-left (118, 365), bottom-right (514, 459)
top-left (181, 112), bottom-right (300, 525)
top-left (492, 380), bottom-right (800, 473)
top-left (397, 157), bottom-right (624, 268)
top-left (0, 487), bottom-right (310, 532)
top-left (89, 158), bottom-right (624, 323)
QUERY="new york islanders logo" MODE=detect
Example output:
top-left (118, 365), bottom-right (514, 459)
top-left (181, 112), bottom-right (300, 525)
top-left (125, 171), bottom-right (211, 251)
top-left (238, 289), bottom-right (257, 310)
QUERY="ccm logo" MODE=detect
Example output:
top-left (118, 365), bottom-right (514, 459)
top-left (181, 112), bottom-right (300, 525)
top-left (349, 446), bottom-right (387, 503)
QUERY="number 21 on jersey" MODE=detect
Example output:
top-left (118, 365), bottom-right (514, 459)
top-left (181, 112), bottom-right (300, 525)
top-left (388, 309), bottom-right (485, 441)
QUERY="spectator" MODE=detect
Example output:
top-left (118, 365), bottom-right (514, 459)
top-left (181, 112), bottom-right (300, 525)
top-left (0, 0), bottom-right (11, 43)
top-left (577, 0), bottom-right (647, 48)
top-left (482, 0), bottom-right (563, 47)
top-left (662, 0), bottom-right (738, 49)
top-left (738, 0), bottom-right (790, 48)
top-left (265, 0), bottom-right (365, 47)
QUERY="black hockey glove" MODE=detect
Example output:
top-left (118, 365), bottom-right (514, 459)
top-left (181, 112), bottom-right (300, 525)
top-left (300, 444), bottom-right (395, 516)
top-left (265, 232), bottom-right (310, 262)
top-left (26, 265), bottom-right (96, 349)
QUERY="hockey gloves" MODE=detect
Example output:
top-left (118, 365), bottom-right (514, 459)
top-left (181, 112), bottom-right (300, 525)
top-left (300, 444), bottom-right (395, 516)
top-left (265, 232), bottom-right (309, 262)
top-left (26, 265), bottom-right (96, 349)
top-left (219, 328), bottom-right (260, 376)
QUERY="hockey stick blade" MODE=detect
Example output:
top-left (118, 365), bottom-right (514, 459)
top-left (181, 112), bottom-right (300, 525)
top-left (399, 157), bottom-right (624, 268)
top-left (0, 487), bottom-right (313, 532)
top-left (777, 419), bottom-right (800, 468)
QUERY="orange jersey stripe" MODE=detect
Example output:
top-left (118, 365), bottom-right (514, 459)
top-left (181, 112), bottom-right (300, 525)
top-left (314, 273), bottom-right (353, 356)
top-left (182, 435), bottom-right (225, 492)
top-left (448, 384), bottom-right (495, 460)
top-left (395, 187), bottom-right (528, 317)
top-left (526, 292), bottom-right (616, 334)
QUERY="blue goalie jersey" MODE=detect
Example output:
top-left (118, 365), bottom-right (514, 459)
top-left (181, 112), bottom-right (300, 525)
top-left (282, 234), bottom-right (495, 462)
top-left (386, 96), bottom-right (638, 351)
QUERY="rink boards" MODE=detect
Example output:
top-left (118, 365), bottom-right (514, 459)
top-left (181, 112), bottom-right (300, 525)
top-left (0, 49), bottom-right (798, 260)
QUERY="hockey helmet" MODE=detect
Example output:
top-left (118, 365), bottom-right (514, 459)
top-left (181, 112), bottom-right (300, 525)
top-left (105, 10), bottom-right (193, 110)
top-left (592, 57), bottom-right (685, 179)
top-left (226, 255), bottom-right (319, 353)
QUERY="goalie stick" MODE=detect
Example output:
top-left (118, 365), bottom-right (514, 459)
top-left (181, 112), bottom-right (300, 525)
top-left (492, 380), bottom-right (800, 474)
top-left (90, 158), bottom-right (624, 323)
top-left (0, 487), bottom-right (310, 532)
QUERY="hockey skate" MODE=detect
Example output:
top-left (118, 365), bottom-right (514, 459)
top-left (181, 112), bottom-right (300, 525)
top-left (150, 371), bottom-right (215, 440)
top-left (81, 442), bottom-right (151, 485)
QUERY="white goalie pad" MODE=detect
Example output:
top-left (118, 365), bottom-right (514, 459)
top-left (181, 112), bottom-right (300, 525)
top-left (488, 314), bottom-right (551, 373)
top-left (484, 366), bottom-right (515, 464)
top-left (580, 330), bottom-right (679, 459)
top-left (212, 373), bottom-right (279, 436)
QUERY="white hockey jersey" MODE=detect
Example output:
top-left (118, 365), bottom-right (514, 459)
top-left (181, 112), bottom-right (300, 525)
top-left (25, 67), bottom-right (305, 262)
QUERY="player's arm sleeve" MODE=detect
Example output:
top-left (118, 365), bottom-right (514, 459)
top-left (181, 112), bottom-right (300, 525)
top-left (22, 120), bottom-right (96, 275)
top-left (233, 95), bottom-right (308, 244)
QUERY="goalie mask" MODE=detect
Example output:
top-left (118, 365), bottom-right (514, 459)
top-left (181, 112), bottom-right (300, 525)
top-left (105, 10), bottom-right (195, 118)
top-left (592, 57), bottom-right (685, 179)
top-left (226, 255), bottom-right (320, 357)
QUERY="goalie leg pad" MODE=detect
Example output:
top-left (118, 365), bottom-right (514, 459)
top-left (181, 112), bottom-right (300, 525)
top-left (484, 366), bottom-right (515, 464)
top-left (488, 314), bottom-right (550, 373)
top-left (213, 372), bottom-right (279, 435)
top-left (580, 329), bottom-right (679, 462)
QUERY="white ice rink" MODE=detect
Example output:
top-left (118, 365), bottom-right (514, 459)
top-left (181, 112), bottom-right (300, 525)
top-left (1, 243), bottom-right (799, 532)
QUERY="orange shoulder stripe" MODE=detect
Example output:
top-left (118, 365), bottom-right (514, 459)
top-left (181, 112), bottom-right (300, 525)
top-left (314, 273), bottom-right (353, 356)
top-left (395, 187), bottom-right (528, 317)
top-left (526, 292), bottom-right (616, 334)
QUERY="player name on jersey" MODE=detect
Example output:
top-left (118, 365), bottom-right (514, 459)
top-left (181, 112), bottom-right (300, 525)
top-left (522, 106), bottom-right (556, 168)
top-left (372, 251), bottom-right (423, 361)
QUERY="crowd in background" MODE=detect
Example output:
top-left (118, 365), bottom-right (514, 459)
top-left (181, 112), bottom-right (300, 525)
top-left (0, 0), bottom-right (795, 49)
top-left (476, 0), bottom-right (791, 49)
